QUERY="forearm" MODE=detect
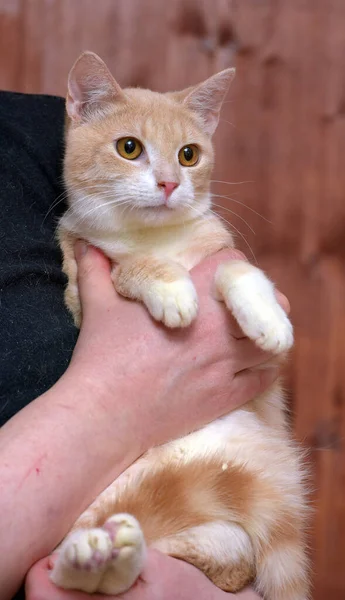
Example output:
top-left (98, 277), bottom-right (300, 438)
top-left (0, 370), bottom-right (143, 598)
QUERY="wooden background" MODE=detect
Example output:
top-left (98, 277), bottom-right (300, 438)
top-left (1, 1), bottom-right (344, 598)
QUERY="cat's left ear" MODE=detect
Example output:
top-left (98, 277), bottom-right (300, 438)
top-left (183, 68), bottom-right (235, 136)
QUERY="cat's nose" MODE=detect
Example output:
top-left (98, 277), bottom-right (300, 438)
top-left (158, 181), bottom-right (179, 200)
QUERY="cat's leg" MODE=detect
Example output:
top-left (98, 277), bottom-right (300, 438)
top-left (58, 228), bottom-right (81, 326)
top-left (50, 513), bottom-right (146, 595)
top-left (112, 256), bottom-right (198, 328)
top-left (214, 261), bottom-right (293, 353)
top-left (152, 521), bottom-right (255, 593)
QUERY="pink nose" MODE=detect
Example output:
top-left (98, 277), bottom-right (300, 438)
top-left (158, 181), bottom-right (179, 201)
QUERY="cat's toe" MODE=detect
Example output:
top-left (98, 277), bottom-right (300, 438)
top-left (96, 514), bottom-right (146, 595)
top-left (144, 278), bottom-right (198, 328)
top-left (254, 309), bottom-right (293, 353)
top-left (216, 263), bottom-right (294, 354)
top-left (62, 529), bottom-right (112, 572)
top-left (237, 302), bottom-right (293, 354)
top-left (104, 513), bottom-right (145, 557)
top-left (50, 528), bottom-right (114, 593)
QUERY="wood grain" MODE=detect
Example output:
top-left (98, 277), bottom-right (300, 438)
top-left (1, 1), bottom-right (345, 597)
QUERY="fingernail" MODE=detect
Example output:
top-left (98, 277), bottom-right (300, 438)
top-left (74, 240), bottom-right (88, 261)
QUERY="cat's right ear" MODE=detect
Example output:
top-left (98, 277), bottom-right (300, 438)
top-left (67, 52), bottom-right (125, 122)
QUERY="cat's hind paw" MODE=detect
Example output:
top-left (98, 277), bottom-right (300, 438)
top-left (50, 527), bottom-right (113, 593)
top-left (143, 277), bottom-right (198, 328)
top-left (50, 514), bottom-right (146, 595)
top-left (62, 528), bottom-right (113, 571)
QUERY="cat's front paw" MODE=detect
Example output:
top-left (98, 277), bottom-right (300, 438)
top-left (143, 277), bottom-right (198, 328)
top-left (215, 261), bottom-right (293, 354)
top-left (236, 300), bottom-right (293, 353)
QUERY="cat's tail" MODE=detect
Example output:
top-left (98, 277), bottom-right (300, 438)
top-left (252, 515), bottom-right (311, 600)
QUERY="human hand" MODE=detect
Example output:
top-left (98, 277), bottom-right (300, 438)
top-left (26, 551), bottom-right (262, 600)
top-left (66, 243), bottom-right (289, 452)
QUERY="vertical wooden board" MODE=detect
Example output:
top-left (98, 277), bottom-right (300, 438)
top-left (262, 255), bottom-right (345, 599)
top-left (0, 1), bottom-right (22, 91)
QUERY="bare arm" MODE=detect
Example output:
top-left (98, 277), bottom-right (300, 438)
top-left (0, 359), bottom-right (145, 598)
top-left (1, 245), bottom-right (283, 598)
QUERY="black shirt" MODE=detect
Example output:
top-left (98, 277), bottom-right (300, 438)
top-left (0, 91), bottom-right (78, 428)
top-left (0, 91), bottom-right (78, 599)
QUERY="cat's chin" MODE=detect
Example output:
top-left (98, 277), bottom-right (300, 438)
top-left (123, 204), bottom-right (196, 228)
top-left (123, 195), bottom-right (211, 228)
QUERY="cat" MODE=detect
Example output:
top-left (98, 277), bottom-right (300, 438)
top-left (50, 51), bottom-right (310, 599)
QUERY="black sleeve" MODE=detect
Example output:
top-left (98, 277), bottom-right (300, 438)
top-left (0, 91), bottom-right (78, 430)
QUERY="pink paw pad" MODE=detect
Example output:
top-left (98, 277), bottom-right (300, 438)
top-left (71, 549), bottom-right (110, 571)
top-left (103, 520), bottom-right (122, 543)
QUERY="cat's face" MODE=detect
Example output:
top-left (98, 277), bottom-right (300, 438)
top-left (64, 52), bottom-right (234, 230)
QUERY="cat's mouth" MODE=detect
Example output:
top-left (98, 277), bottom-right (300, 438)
top-left (141, 202), bottom-right (176, 211)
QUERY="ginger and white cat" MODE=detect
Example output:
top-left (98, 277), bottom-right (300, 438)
top-left (51, 51), bottom-right (309, 599)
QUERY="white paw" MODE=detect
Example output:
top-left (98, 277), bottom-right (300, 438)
top-left (143, 278), bottom-right (198, 328)
top-left (215, 262), bottom-right (293, 354)
top-left (97, 514), bottom-right (146, 595)
top-left (234, 299), bottom-right (293, 353)
top-left (104, 513), bottom-right (144, 559)
top-left (62, 528), bottom-right (113, 572)
top-left (51, 514), bottom-right (146, 595)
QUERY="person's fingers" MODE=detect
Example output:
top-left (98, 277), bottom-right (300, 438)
top-left (230, 366), bottom-right (279, 409)
top-left (25, 557), bottom-right (62, 600)
top-left (275, 290), bottom-right (290, 314)
top-left (234, 588), bottom-right (262, 599)
top-left (25, 554), bottom-right (261, 600)
top-left (115, 550), bottom-right (164, 599)
top-left (74, 242), bottom-right (118, 315)
top-left (233, 338), bottom-right (274, 371)
top-left (25, 556), bottom-right (109, 600)
top-left (191, 249), bottom-right (247, 294)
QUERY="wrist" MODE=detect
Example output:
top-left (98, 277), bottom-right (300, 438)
top-left (61, 364), bottom-right (150, 461)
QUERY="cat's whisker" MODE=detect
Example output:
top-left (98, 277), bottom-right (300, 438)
top-left (46, 188), bottom-right (120, 221)
top-left (211, 193), bottom-right (272, 224)
top-left (69, 182), bottom-right (120, 192)
top-left (219, 118), bottom-right (236, 129)
top-left (79, 198), bottom-right (133, 220)
top-left (58, 193), bottom-right (120, 222)
top-left (71, 173), bottom-right (122, 185)
top-left (211, 202), bottom-right (256, 235)
top-left (209, 208), bottom-right (257, 264)
top-left (188, 202), bottom-right (257, 263)
top-left (41, 190), bottom-right (71, 228)
top-left (210, 179), bottom-right (254, 186)
top-left (185, 204), bottom-right (235, 254)
top-left (63, 195), bottom-right (131, 225)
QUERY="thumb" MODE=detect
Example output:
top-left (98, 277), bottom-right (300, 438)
top-left (230, 366), bottom-right (280, 409)
top-left (74, 241), bottom-right (117, 315)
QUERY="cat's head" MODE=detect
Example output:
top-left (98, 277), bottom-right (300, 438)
top-left (64, 51), bottom-right (234, 229)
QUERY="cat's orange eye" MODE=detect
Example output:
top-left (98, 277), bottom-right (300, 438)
top-left (178, 144), bottom-right (199, 167)
top-left (116, 137), bottom-right (143, 160)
